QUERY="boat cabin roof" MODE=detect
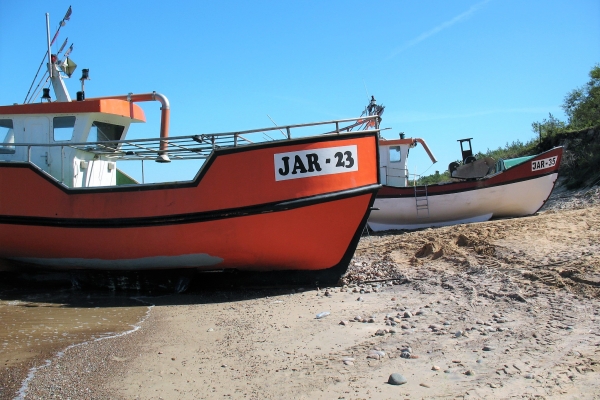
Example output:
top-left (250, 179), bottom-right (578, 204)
top-left (0, 98), bottom-right (146, 122)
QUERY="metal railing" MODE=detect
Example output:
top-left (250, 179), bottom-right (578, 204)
top-left (0, 115), bottom-right (380, 163)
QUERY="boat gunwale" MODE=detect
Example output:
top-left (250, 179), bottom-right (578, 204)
top-left (376, 146), bottom-right (563, 199)
top-left (0, 130), bottom-right (380, 194)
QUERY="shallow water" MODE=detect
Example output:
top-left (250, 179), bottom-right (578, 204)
top-left (0, 281), bottom-right (149, 394)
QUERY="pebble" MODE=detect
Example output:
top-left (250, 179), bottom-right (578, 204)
top-left (339, 320), bottom-right (349, 326)
top-left (316, 311), bottom-right (330, 319)
top-left (483, 345), bottom-right (496, 351)
top-left (207, 328), bottom-right (214, 332)
top-left (432, 365), bottom-right (440, 371)
top-left (420, 383), bottom-right (430, 388)
top-left (375, 329), bottom-right (386, 336)
top-left (343, 360), bottom-right (354, 366)
top-left (369, 350), bottom-right (386, 357)
top-left (357, 297), bottom-right (363, 301)
top-left (525, 373), bottom-right (534, 379)
top-left (455, 330), bottom-right (463, 338)
top-left (465, 370), bottom-right (475, 376)
top-left (404, 311), bottom-right (413, 318)
top-left (388, 373), bottom-right (407, 385)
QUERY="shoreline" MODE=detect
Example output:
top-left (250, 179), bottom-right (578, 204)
top-left (7, 187), bottom-right (600, 399)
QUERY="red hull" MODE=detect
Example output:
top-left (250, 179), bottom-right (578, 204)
top-left (0, 132), bottom-right (379, 274)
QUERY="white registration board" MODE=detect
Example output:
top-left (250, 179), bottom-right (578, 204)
top-left (531, 156), bottom-right (557, 171)
top-left (274, 145), bottom-right (358, 181)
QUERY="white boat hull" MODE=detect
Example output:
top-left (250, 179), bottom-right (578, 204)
top-left (369, 172), bottom-right (558, 231)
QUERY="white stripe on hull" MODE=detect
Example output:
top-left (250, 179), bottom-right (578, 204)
top-left (12, 253), bottom-right (224, 270)
top-left (369, 173), bottom-right (557, 231)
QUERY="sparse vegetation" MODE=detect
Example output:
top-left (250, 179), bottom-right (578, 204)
top-left (414, 64), bottom-right (600, 188)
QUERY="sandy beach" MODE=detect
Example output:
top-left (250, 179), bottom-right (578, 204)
top-left (8, 186), bottom-right (600, 399)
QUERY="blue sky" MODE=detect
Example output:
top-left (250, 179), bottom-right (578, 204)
top-left (1, 1), bottom-right (598, 181)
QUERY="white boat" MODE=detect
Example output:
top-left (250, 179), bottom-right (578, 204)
top-left (369, 135), bottom-right (563, 231)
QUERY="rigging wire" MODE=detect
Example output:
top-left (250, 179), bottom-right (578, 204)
top-left (22, 6), bottom-right (72, 104)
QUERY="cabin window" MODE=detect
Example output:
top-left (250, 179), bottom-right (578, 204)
top-left (389, 146), bottom-right (401, 163)
top-left (0, 119), bottom-right (15, 153)
top-left (53, 116), bottom-right (76, 141)
top-left (89, 121), bottom-right (125, 150)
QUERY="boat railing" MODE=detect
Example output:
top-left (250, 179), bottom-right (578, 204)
top-left (0, 115), bottom-right (381, 163)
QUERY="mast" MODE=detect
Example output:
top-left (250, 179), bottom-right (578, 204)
top-left (46, 13), bottom-right (52, 79)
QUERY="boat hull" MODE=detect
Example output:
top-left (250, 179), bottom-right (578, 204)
top-left (0, 132), bottom-right (379, 277)
top-left (369, 147), bottom-right (562, 231)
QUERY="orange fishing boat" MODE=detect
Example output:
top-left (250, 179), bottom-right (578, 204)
top-left (0, 11), bottom-right (380, 286)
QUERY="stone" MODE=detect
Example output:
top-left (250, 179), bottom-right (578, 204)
top-left (483, 345), bottom-right (496, 351)
top-left (465, 370), bottom-right (475, 376)
top-left (404, 311), bottom-right (413, 318)
top-left (388, 373), bottom-right (407, 385)
top-left (432, 365), bottom-right (440, 371)
top-left (375, 329), bottom-right (386, 336)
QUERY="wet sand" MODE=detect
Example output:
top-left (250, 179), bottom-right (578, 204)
top-left (0, 288), bottom-right (149, 400)
top-left (3, 186), bottom-right (600, 399)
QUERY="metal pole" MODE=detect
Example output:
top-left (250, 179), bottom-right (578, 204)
top-left (46, 14), bottom-right (52, 79)
top-left (142, 160), bottom-right (145, 184)
top-left (61, 146), bottom-right (64, 183)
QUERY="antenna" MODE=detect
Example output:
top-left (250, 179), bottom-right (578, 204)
top-left (23, 6), bottom-right (73, 103)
